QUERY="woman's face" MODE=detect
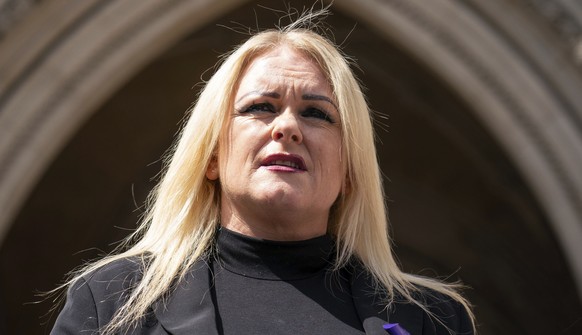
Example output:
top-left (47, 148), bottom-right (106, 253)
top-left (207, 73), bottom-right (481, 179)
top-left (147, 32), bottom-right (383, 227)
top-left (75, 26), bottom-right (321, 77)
top-left (210, 46), bottom-right (344, 240)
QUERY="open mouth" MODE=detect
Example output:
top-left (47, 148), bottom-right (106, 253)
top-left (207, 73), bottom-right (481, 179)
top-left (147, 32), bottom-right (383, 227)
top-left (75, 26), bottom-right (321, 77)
top-left (261, 154), bottom-right (307, 171)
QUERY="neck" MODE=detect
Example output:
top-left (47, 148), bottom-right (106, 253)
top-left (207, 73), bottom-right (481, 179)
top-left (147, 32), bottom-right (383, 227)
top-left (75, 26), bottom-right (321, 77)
top-left (220, 199), bottom-right (328, 241)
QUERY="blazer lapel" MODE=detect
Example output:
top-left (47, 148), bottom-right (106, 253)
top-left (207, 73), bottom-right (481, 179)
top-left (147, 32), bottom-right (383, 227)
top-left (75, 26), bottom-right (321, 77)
top-left (388, 300), bottom-right (424, 335)
top-left (153, 257), bottom-right (425, 335)
top-left (153, 260), bottom-right (220, 335)
top-left (350, 263), bottom-right (424, 335)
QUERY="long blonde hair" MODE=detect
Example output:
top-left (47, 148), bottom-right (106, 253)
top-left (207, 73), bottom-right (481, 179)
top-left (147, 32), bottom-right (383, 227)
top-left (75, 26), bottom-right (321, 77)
top-left (60, 10), bottom-right (475, 334)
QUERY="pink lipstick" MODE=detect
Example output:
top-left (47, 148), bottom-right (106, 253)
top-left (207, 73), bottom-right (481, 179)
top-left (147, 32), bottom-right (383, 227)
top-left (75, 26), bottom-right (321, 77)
top-left (260, 153), bottom-right (307, 172)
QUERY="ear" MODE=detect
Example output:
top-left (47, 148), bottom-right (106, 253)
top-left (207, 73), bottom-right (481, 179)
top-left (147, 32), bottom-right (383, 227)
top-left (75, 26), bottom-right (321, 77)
top-left (206, 156), bottom-right (219, 180)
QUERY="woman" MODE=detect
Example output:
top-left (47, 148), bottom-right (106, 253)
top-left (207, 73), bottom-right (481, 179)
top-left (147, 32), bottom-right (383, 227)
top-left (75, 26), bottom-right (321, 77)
top-left (51, 12), bottom-right (475, 335)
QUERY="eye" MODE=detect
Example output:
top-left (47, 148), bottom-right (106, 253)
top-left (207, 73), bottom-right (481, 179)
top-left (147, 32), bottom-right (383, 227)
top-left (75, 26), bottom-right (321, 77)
top-left (240, 102), bottom-right (275, 114)
top-left (302, 107), bottom-right (334, 123)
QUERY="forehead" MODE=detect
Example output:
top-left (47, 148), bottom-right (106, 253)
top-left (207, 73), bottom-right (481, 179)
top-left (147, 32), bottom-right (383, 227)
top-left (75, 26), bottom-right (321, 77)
top-left (237, 46), bottom-right (330, 92)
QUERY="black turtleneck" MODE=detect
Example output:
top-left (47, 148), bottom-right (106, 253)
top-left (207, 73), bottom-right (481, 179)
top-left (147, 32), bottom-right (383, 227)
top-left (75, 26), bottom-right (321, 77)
top-left (211, 227), bottom-right (365, 334)
top-left (51, 227), bottom-right (473, 334)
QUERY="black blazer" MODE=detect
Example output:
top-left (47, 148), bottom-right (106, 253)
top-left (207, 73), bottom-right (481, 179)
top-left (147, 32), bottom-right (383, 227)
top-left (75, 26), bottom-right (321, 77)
top-left (51, 258), bottom-right (473, 335)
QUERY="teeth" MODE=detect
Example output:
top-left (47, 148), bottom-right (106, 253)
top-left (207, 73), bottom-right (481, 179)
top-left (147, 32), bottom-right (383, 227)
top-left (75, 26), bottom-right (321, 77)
top-left (272, 160), bottom-right (299, 169)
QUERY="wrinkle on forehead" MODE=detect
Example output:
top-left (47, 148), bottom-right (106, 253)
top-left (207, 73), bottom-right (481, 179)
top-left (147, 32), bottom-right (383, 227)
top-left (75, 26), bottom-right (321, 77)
top-left (236, 46), bottom-right (334, 103)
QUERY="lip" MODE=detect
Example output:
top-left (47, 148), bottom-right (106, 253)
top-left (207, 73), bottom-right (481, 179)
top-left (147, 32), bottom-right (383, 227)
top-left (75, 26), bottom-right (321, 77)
top-left (260, 153), bottom-right (307, 172)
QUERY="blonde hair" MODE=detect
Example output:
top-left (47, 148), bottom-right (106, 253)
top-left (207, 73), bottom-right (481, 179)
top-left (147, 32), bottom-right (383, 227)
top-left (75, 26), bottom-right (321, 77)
top-left (60, 11), bottom-right (475, 335)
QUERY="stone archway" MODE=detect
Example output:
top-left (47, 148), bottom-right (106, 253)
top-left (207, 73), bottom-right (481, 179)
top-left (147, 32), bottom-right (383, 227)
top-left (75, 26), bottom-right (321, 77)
top-left (333, 0), bottom-right (582, 298)
top-left (0, 0), bottom-right (248, 244)
top-left (1, 0), bottom-right (581, 334)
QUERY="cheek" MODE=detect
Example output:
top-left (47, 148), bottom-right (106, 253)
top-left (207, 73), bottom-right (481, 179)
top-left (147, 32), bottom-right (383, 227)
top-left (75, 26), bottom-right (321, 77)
top-left (324, 128), bottom-right (343, 162)
top-left (219, 121), bottom-right (246, 166)
top-left (219, 127), bottom-right (264, 175)
top-left (315, 133), bottom-right (343, 181)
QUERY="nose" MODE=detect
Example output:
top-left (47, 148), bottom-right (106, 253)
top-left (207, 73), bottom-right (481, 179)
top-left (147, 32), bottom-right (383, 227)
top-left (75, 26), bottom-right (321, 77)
top-left (271, 110), bottom-right (303, 143)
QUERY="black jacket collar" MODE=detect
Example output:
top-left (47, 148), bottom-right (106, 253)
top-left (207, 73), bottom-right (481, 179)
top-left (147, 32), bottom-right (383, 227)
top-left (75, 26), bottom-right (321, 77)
top-left (153, 259), bottom-right (423, 335)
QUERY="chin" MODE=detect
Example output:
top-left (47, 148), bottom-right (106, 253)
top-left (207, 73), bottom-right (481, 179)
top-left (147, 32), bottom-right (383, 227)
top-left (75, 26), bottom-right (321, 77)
top-left (259, 189), bottom-right (304, 205)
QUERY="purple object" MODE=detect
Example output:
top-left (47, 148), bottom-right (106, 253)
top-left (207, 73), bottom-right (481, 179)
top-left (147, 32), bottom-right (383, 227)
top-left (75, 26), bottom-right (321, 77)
top-left (383, 323), bottom-right (411, 335)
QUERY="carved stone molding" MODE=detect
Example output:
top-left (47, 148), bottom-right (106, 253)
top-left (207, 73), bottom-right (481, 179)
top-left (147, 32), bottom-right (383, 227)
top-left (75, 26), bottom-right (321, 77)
top-left (525, 0), bottom-right (582, 64)
top-left (0, 0), bottom-right (37, 38)
top-left (0, 0), bottom-right (581, 303)
top-left (334, 0), bottom-right (582, 300)
top-left (0, 0), bottom-right (248, 243)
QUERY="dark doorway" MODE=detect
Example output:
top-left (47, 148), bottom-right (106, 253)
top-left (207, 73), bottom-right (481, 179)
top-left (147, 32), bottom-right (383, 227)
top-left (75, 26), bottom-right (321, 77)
top-left (1, 2), bottom-right (580, 334)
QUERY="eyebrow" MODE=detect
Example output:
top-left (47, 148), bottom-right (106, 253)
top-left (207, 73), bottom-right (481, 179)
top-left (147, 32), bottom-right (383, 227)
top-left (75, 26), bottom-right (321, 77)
top-left (235, 91), bottom-right (280, 103)
top-left (302, 94), bottom-right (338, 111)
top-left (236, 91), bottom-right (338, 111)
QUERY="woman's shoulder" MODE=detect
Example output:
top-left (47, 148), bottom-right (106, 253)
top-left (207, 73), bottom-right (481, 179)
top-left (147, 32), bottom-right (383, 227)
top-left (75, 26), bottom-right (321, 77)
top-left (52, 256), bottom-right (149, 333)
top-left (79, 256), bottom-right (146, 294)
top-left (345, 259), bottom-right (473, 334)
top-left (405, 286), bottom-right (474, 334)
top-left (412, 287), bottom-right (465, 312)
